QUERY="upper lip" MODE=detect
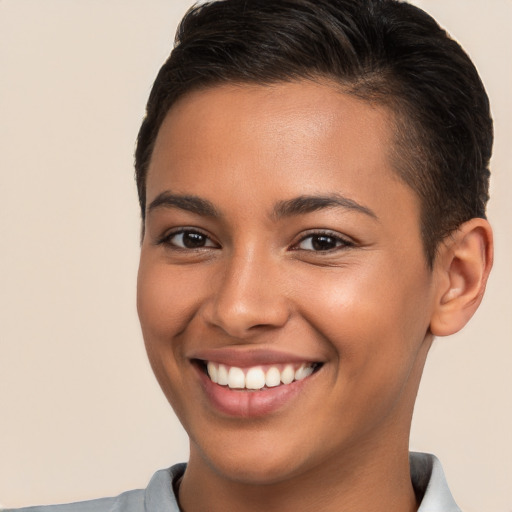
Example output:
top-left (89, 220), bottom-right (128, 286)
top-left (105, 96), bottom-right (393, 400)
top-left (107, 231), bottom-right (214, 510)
top-left (188, 347), bottom-right (324, 367)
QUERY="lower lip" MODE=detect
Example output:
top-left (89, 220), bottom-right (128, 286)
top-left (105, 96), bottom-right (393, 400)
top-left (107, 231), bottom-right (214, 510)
top-left (196, 366), bottom-right (316, 418)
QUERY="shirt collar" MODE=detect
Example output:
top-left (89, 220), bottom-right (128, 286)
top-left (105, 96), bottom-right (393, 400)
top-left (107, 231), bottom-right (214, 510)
top-left (411, 452), bottom-right (461, 512)
top-left (145, 454), bottom-right (460, 512)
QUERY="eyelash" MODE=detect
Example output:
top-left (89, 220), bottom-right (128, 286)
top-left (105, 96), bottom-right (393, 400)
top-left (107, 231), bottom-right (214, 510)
top-left (157, 228), bottom-right (354, 253)
top-left (157, 228), bottom-right (219, 250)
top-left (292, 231), bottom-right (354, 252)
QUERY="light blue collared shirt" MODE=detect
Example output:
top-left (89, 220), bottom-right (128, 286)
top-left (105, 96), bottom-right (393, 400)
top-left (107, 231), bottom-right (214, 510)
top-left (3, 452), bottom-right (461, 512)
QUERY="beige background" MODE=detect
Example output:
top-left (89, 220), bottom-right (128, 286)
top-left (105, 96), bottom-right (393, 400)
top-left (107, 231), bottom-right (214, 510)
top-left (0, 0), bottom-right (510, 510)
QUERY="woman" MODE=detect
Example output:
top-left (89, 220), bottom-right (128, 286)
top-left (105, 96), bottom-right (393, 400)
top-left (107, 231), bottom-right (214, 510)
top-left (3, 0), bottom-right (496, 510)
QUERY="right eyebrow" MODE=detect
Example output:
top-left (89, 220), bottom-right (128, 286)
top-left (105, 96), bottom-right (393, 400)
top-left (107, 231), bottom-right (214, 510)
top-left (147, 191), bottom-right (220, 218)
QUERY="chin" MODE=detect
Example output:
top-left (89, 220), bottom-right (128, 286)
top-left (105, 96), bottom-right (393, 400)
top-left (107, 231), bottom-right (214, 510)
top-left (212, 456), bottom-right (306, 486)
top-left (189, 430), bottom-right (321, 486)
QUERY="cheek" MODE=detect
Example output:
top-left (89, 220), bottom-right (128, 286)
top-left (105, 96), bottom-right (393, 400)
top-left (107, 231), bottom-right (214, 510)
top-left (136, 257), bottom-right (196, 414)
top-left (293, 259), bottom-right (433, 377)
top-left (294, 265), bottom-right (433, 435)
top-left (136, 257), bottom-right (194, 397)
top-left (137, 256), bottom-right (204, 342)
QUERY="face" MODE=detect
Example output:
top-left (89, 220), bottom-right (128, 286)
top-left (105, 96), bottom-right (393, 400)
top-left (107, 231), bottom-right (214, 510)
top-left (137, 80), bottom-right (437, 485)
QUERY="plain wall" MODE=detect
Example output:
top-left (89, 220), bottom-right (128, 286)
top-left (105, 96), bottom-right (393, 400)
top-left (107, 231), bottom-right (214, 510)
top-left (0, 1), bottom-right (510, 510)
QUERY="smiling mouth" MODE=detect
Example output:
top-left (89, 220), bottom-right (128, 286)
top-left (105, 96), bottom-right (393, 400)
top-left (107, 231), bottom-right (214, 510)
top-left (196, 360), bottom-right (323, 390)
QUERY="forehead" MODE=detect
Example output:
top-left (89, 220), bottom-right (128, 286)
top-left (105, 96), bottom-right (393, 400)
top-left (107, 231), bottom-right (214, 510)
top-left (154, 80), bottom-right (393, 154)
top-left (147, 80), bottom-right (417, 223)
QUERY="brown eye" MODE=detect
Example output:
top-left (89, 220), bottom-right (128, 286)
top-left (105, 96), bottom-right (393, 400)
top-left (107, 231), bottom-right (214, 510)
top-left (295, 233), bottom-right (352, 252)
top-left (165, 230), bottom-right (217, 249)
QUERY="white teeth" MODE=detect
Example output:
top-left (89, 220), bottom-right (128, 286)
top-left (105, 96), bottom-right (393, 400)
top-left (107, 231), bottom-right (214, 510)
top-left (206, 361), bottom-right (317, 389)
top-left (265, 367), bottom-right (281, 387)
top-left (217, 364), bottom-right (229, 385)
top-left (227, 367), bottom-right (245, 389)
top-left (245, 367), bottom-right (266, 390)
top-left (280, 365), bottom-right (295, 385)
top-left (295, 364), bottom-right (314, 381)
top-left (207, 362), bottom-right (218, 383)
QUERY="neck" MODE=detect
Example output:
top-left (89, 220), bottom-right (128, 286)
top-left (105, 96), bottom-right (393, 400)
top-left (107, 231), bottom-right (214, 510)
top-left (179, 439), bottom-right (418, 512)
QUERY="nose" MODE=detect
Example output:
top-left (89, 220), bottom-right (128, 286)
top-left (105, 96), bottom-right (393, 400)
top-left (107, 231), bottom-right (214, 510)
top-left (202, 248), bottom-right (291, 339)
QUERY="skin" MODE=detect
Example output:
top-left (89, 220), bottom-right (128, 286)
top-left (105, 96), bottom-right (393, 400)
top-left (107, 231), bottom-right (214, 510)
top-left (137, 80), bottom-right (493, 512)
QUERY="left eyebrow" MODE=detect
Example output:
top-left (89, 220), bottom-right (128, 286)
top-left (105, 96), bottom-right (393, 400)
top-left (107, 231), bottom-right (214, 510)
top-left (272, 194), bottom-right (378, 220)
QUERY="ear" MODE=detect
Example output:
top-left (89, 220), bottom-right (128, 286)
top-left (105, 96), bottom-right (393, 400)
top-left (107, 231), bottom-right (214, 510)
top-left (430, 218), bottom-right (493, 337)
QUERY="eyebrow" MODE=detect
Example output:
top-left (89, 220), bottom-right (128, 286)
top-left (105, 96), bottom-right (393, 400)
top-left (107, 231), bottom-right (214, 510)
top-left (147, 192), bottom-right (220, 217)
top-left (147, 191), bottom-right (377, 221)
top-left (272, 194), bottom-right (378, 220)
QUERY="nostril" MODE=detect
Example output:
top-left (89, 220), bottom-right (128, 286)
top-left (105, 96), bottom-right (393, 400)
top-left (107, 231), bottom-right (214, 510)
top-left (205, 301), bottom-right (292, 338)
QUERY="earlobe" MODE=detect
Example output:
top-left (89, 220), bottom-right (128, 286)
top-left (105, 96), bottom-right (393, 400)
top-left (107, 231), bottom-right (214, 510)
top-left (430, 218), bottom-right (493, 337)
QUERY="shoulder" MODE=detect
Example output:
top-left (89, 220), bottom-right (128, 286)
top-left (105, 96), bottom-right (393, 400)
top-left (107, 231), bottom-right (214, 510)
top-left (2, 490), bottom-right (143, 512)
top-left (2, 464), bottom-right (186, 512)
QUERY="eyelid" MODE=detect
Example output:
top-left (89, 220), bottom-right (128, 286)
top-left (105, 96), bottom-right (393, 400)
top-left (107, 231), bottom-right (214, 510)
top-left (290, 230), bottom-right (355, 252)
top-left (156, 227), bottom-right (220, 249)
